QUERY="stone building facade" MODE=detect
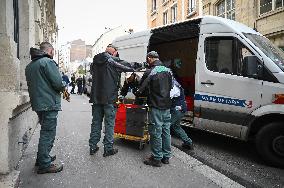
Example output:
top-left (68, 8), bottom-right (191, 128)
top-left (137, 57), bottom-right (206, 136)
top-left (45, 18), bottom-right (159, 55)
top-left (202, 0), bottom-right (284, 49)
top-left (147, 0), bottom-right (284, 49)
top-left (0, 0), bottom-right (57, 177)
top-left (147, 0), bottom-right (203, 28)
top-left (70, 39), bottom-right (87, 62)
top-left (58, 43), bottom-right (71, 73)
top-left (58, 40), bottom-right (92, 74)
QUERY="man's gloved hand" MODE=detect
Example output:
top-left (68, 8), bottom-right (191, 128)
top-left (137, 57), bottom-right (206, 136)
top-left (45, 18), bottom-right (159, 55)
top-left (134, 90), bottom-right (141, 97)
top-left (132, 62), bottom-right (142, 69)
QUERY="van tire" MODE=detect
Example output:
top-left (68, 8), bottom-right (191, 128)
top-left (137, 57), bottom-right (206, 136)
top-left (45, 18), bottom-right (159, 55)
top-left (255, 122), bottom-right (284, 168)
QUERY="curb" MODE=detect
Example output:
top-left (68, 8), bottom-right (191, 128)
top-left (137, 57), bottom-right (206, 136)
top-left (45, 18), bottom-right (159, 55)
top-left (172, 147), bottom-right (244, 188)
top-left (0, 170), bottom-right (20, 188)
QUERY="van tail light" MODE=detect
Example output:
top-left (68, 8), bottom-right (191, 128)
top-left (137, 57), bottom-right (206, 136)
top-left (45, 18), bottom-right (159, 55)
top-left (273, 94), bottom-right (284, 104)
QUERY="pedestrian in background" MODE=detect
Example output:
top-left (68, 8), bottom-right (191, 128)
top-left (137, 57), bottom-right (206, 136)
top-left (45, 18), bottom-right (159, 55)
top-left (25, 42), bottom-right (65, 174)
top-left (76, 75), bottom-right (83, 95)
top-left (170, 79), bottom-right (193, 150)
top-left (70, 74), bottom-right (76, 94)
top-left (62, 72), bottom-right (70, 86)
top-left (62, 72), bottom-right (71, 101)
top-left (136, 51), bottom-right (173, 167)
top-left (89, 44), bottom-right (135, 157)
top-left (82, 75), bottom-right (86, 94)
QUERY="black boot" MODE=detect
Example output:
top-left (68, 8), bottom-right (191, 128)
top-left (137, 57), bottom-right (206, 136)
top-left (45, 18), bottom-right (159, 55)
top-left (144, 156), bottom-right (162, 167)
top-left (161, 157), bottom-right (170, 164)
top-left (103, 148), bottom-right (118, 157)
top-left (37, 163), bottom-right (63, 174)
top-left (35, 155), bottom-right (56, 166)
top-left (182, 142), bottom-right (194, 150)
top-left (90, 146), bottom-right (99, 155)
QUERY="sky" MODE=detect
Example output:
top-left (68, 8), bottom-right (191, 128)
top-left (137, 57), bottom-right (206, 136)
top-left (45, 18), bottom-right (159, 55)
top-left (55, 0), bottom-right (147, 45)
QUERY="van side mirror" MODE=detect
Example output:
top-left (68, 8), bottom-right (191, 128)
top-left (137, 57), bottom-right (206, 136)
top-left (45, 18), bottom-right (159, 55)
top-left (242, 55), bottom-right (262, 79)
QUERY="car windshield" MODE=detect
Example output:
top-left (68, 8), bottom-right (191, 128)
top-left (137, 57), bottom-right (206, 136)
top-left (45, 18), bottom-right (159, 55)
top-left (244, 33), bottom-right (284, 72)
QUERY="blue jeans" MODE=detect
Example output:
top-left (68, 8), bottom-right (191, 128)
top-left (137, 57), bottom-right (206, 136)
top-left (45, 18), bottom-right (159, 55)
top-left (148, 107), bottom-right (171, 160)
top-left (36, 111), bottom-right (58, 169)
top-left (89, 104), bottom-right (116, 152)
top-left (171, 109), bottom-right (192, 144)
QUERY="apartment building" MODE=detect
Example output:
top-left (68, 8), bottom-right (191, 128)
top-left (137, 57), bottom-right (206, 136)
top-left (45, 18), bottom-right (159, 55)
top-left (147, 0), bottom-right (284, 49)
top-left (202, 0), bottom-right (284, 49)
top-left (147, 0), bottom-right (202, 28)
top-left (58, 43), bottom-right (71, 72)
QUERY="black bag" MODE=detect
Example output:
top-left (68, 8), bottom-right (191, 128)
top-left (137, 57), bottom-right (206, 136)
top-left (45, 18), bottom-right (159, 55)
top-left (126, 106), bottom-right (147, 137)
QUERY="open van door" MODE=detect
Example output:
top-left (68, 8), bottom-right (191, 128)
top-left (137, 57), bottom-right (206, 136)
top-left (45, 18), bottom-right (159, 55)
top-left (194, 32), bottom-right (264, 139)
top-left (112, 30), bottom-right (152, 88)
top-left (112, 30), bottom-right (151, 63)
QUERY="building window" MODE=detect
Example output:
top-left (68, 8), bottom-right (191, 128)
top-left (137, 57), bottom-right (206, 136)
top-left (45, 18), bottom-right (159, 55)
top-left (188, 0), bottom-right (196, 14)
top-left (216, 0), bottom-right (235, 20)
top-left (260, 0), bottom-right (283, 15)
top-left (171, 4), bottom-right (178, 23)
top-left (13, 0), bottom-right (19, 58)
top-left (152, 0), bottom-right (157, 12)
top-left (260, 0), bottom-right (273, 14)
top-left (276, 0), bottom-right (284, 8)
top-left (163, 11), bottom-right (168, 25)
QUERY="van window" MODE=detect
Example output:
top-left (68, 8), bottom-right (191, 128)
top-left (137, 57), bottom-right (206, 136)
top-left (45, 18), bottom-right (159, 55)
top-left (205, 37), bottom-right (278, 82)
top-left (245, 33), bottom-right (284, 72)
top-left (205, 37), bottom-right (257, 76)
top-left (205, 37), bottom-right (233, 74)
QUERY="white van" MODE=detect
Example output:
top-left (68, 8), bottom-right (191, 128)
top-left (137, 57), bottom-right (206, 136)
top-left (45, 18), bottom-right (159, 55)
top-left (112, 16), bottom-right (284, 167)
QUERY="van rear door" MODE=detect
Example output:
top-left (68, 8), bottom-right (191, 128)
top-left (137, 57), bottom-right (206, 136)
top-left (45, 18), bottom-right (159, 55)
top-left (194, 33), bottom-right (263, 139)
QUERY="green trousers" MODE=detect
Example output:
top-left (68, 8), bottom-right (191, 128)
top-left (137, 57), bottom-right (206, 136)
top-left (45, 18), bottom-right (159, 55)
top-left (36, 111), bottom-right (58, 169)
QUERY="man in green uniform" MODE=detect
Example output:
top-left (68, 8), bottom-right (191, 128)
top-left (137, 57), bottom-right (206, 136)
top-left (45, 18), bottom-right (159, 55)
top-left (25, 42), bottom-right (65, 174)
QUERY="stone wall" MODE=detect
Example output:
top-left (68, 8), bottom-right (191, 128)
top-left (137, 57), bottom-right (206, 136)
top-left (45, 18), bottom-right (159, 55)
top-left (0, 0), bottom-right (57, 175)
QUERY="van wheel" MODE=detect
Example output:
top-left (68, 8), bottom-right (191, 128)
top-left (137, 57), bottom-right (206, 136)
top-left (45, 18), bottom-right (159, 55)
top-left (255, 122), bottom-right (284, 168)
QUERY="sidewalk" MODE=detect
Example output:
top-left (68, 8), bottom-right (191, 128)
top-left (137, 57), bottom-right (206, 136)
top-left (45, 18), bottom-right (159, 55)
top-left (18, 95), bottom-right (243, 188)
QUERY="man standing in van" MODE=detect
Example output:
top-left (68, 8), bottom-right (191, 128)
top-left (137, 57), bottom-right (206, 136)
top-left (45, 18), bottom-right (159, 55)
top-left (25, 42), bottom-right (64, 174)
top-left (136, 51), bottom-right (173, 167)
top-left (89, 44), bottom-right (135, 157)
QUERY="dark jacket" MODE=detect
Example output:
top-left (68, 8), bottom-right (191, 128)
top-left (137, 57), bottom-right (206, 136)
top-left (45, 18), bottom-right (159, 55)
top-left (171, 82), bottom-right (187, 113)
top-left (70, 75), bottom-right (76, 87)
top-left (90, 52), bottom-right (134, 104)
top-left (138, 60), bottom-right (172, 110)
top-left (25, 48), bottom-right (64, 111)
top-left (120, 78), bottom-right (139, 97)
top-left (62, 74), bottom-right (70, 85)
top-left (76, 77), bottom-right (83, 86)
